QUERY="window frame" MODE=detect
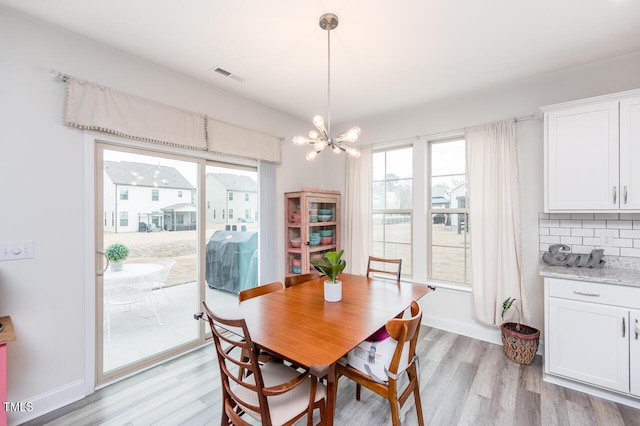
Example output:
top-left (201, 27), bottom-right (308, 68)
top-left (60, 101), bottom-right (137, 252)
top-left (151, 189), bottom-right (159, 201)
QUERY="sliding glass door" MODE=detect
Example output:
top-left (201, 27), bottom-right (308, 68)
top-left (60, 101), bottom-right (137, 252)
top-left (96, 144), bottom-right (203, 384)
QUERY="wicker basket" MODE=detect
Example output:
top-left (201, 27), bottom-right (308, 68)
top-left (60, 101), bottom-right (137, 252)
top-left (500, 322), bottom-right (540, 365)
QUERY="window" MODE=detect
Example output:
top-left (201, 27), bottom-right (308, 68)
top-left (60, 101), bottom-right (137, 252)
top-left (229, 208), bottom-right (234, 219)
top-left (119, 188), bottom-right (128, 200)
top-left (222, 209), bottom-right (225, 219)
top-left (213, 209), bottom-right (216, 219)
top-left (245, 209), bottom-right (250, 219)
top-left (152, 189), bottom-right (159, 201)
top-left (245, 193), bottom-right (249, 201)
top-left (119, 211), bottom-right (128, 227)
top-left (428, 139), bottom-right (470, 285)
top-left (178, 190), bottom-right (183, 198)
top-left (228, 192), bottom-right (233, 201)
top-left (207, 201), bottom-right (210, 210)
top-left (371, 147), bottom-right (413, 276)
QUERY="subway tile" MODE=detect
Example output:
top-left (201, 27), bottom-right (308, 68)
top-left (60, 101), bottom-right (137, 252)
top-left (539, 219), bottom-right (560, 227)
top-left (619, 229), bottom-right (640, 239)
top-left (540, 235), bottom-right (560, 244)
top-left (583, 237), bottom-right (601, 246)
top-left (561, 236), bottom-right (583, 245)
top-left (539, 227), bottom-right (550, 236)
top-left (619, 213), bottom-right (640, 220)
top-left (621, 248), bottom-right (640, 257)
top-left (635, 240), bottom-right (640, 248)
top-left (570, 213), bottom-right (594, 220)
top-left (606, 220), bottom-right (633, 230)
top-left (595, 228), bottom-right (619, 237)
top-left (612, 238), bottom-right (633, 248)
top-left (550, 213), bottom-right (571, 220)
top-left (538, 213), bottom-right (550, 220)
top-left (550, 228), bottom-right (571, 236)
top-left (559, 219), bottom-right (582, 228)
top-left (634, 221), bottom-right (640, 229)
top-left (604, 247), bottom-right (621, 256)
top-left (595, 213), bottom-right (619, 220)
top-left (571, 228), bottom-right (594, 237)
top-left (582, 220), bottom-right (607, 229)
top-left (539, 243), bottom-right (550, 251)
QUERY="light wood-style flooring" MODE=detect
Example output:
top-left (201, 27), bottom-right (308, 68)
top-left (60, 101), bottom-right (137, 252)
top-left (24, 327), bottom-right (640, 425)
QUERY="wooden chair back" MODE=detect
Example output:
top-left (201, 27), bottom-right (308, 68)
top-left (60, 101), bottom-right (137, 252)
top-left (336, 300), bottom-right (424, 426)
top-left (201, 301), bottom-right (325, 425)
top-left (366, 256), bottom-right (402, 283)
top-left (284, 272), bottom-right (319, 288)
top-left (238, 281), bottom-right (283, 302)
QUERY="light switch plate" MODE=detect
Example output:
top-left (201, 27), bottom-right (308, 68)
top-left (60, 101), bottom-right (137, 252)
top-left (0, 240), bottom-right (35, 261)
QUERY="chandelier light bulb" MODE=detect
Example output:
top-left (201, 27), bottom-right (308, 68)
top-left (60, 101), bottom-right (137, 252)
top-left (292, 135), bottom-right (309, 145)
top-left (345, 146), bottom-right (361, 158)
top-left (314, 140), bottom-right (327, 151)
top-left (308, 130), bottom-right (320, 139)
top-left (306, 150), bottom-right (318, 161)
top-left (312, 115), bottom-right (327, 136)
top-left (332, 145), bottom-right (342, 154)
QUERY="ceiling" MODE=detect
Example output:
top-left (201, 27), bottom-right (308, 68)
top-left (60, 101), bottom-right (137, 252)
top-left (2, 0), bottom-right (640, 125)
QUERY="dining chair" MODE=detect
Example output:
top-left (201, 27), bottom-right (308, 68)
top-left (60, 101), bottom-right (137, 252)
top-left (367, 256), bottom-right (402, 283)
top-left (284, 271), bottom-right (319, 288)
top-left (336, 300), bottom-right (424, 426)
top-left (198, 301), bottom-right (326, 426)
top-left (238, 281), bottom-right (284, 302)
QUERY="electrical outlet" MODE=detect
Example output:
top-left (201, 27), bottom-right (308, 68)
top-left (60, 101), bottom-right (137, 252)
top-left (600, 230), bottom-right (616, 246)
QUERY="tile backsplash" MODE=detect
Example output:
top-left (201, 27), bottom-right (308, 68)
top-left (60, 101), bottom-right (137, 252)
top-left (538, 213), bottom-right (640, 258)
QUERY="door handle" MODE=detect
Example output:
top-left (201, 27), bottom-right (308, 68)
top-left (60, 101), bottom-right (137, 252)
top-left (622, 316), bottom-right (626, 338)
top-left (635, 318), bottom-right (639, 340)
top-left (97, 251), bottom-right (109, 276)
top-left (624, 186), bottom-right (628, 204)
top-left (573, 291), bottom-right (600, 297)
top-left (613, 186), bottom-right (617, 205)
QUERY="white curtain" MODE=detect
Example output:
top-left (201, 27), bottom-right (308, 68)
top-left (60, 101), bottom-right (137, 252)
top-left (343, 145), bottom-right (372, 275)
top-left (466, 119), bottom-right (531, 327)
top-left (258, 161), bottom-right (277, 283)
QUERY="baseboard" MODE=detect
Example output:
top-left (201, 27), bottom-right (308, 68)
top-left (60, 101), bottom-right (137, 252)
top-left (422, 314), bottom-right (545, 356)
top-left (544, 373), bottom-right (640, 409)
top-left (8, 379), bottom-right (85, 426)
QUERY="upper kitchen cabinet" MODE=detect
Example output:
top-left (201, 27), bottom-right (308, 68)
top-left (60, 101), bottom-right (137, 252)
top-left (542, 89), bottom-right (640, 212)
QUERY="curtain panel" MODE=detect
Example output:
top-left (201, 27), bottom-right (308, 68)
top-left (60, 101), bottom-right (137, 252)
top-left (63, 78), bottom-right (282, 163)
top-left (343, 145), bottom-right (372, 275)
top-left (466, 119), bottom-right (532, 327)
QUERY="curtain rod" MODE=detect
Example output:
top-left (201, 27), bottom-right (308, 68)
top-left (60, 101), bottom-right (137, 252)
top-left (50, 69), bottom-right (70, 82)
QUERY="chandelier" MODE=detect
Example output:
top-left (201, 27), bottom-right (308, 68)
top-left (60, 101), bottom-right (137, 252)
top-left (292, 13), bottom-right (361, 161)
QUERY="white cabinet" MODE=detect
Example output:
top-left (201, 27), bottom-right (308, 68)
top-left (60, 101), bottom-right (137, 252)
top-left (545, 277), bottom-right (640, 400)
top-left (542, 89), bottom-right (640, 212)
top-left (631, 309), bottom-right (640, 397)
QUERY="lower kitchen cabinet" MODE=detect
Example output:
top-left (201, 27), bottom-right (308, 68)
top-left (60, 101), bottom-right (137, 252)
top-left (544, 277), bottom-right (640, 402)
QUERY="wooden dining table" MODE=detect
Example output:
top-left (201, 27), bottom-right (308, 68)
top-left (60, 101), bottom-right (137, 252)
top-left (223, 273), bottom-right (433, 425)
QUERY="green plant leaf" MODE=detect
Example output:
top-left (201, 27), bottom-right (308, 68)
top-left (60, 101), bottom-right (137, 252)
top-left (501, 297), bottom-right (515, 319)
top-left (310, 250), bottom-right (346, 283)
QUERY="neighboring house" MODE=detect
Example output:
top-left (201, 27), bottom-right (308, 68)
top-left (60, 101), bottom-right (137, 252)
top-left (206, 173), bottom-right (258, 225)
top-left (104, 160), bottom-right (195, 232)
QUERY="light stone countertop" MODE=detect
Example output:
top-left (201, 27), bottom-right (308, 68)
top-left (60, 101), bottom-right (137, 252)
top-left (539, 256), bottom-right (640, 288)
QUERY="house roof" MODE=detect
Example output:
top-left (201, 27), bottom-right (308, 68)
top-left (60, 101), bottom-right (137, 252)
top-left (105, 161), bottom-right (194, 190)
top-left (208, 173), bottom-right (257, 192)
top-left (161, 203), bottom-right (197, 212)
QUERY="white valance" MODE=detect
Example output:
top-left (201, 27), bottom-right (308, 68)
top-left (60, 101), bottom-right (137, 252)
top-left (63, 78), bottom-right (282, 163)
top-left (64, 79), bottom-right (208, 150)
top-left (209, 120), bottom-right (281, 164)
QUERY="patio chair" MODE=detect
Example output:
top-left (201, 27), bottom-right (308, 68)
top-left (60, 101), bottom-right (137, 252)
top-left (336, 300), bottom-right (424, 426)
top-left (197, 301), bottom-right (326, 425)
top-left (284, 271), bottom-right (319, 288)
top-left (151, 260), bottom-right (176, 302)
top-left (104, 271), bottom-right (162, 342)
top-left (367, 256), bottom-right (402, 283)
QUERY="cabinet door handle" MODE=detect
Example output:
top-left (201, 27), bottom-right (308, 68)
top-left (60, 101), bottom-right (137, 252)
top-left (613, 186), bottom-right (617, 204)
top-left (622, 317), bottom-right (626, 338)
top-left (624, 186), bottom-right (628, 204)
top-left (635, 319), bottom-right (639, 340)
top-left (573, 290), bottom-right (600, 297)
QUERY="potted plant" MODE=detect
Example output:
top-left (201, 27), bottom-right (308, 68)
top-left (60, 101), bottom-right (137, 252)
top-left (311, 250), bottom-right (346, 302)
top-left (105, 243), bottom-right (129, 272)
top-left (500, 297), bottom-right (540, 365)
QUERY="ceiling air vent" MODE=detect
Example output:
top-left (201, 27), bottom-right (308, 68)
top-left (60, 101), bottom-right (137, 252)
top-left (211, 67), bottom-right (245, 83)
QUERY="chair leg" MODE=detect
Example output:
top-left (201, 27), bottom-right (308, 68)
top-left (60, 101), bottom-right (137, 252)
top-left (356, 383), bottom-right (361, 401)
top-left (389, 399), bottom-right (401, 426)
top-left (412, 372), bottom-right (425, 426)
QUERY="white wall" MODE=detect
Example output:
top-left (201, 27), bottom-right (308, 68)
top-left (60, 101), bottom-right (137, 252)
top-left (0, 6), bottom-right (338, 424)
top-left (352, 52), bottom-right (640, 345)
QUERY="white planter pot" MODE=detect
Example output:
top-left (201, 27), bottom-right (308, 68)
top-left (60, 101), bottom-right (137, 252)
top-left (110, 261), bottom-right (123, 272)
top-left (324, 280), bottom-right (342, 302)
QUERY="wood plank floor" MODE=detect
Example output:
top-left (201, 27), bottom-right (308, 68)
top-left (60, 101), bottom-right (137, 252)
top-left (24, 327), bottom-right (640, 425)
